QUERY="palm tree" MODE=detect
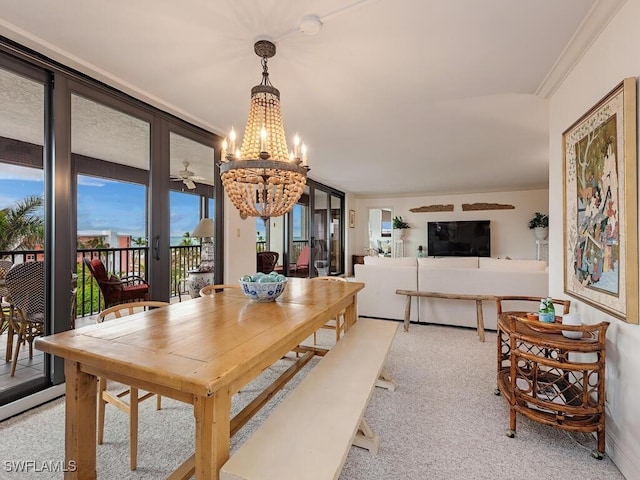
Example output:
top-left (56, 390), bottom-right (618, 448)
top-left (180, 232), bottom-right (195, 246)
top-left (85, 236), bottom-right (110, 249)
top-left (132, 236), bottom-right (147, 247)
top-left (0, 195), bottom-right (44, 251)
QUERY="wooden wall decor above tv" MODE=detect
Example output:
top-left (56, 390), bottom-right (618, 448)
top-left (461, 203), bottom-right (514, 211)
top-left (409, 204), bottom-right (454, 213)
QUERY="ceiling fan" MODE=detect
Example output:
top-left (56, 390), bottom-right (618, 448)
top-left (170, 161), bottom-right (206, 190)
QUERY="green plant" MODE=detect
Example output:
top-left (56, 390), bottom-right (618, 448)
top-left (0, 194), bottom-right (44, 250)
top-left (528, 212), bottom-right (549, 229)
top-left (392, 216), bottom-right (410, 229)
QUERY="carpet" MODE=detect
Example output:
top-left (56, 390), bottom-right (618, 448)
top-left (0, 322), bottom-right (624, 479)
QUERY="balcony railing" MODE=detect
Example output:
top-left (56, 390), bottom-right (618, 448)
top-left (255, 240), bottom-right (309, 264)
top-left (1, 240), bottom-right (311, 320)
top-left (1, 245), bottom-right (201, 318)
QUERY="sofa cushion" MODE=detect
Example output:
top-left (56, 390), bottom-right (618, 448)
top-left (363, 256), bottom-right (417, 267)
top-left (418, 257), bottom-right (479, 269)
top-left (479, 257), bottom-right (547, 272)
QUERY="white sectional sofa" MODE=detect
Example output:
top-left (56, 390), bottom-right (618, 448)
top-left (354, 256), bottom-right (419, 322)
top-left (355, 256), bottom-right (548, 330)
top-left (417, 256), bottom-right (548, 330)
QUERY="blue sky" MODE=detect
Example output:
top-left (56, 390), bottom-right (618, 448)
top-left (1, 165), bottom-right (202, 244)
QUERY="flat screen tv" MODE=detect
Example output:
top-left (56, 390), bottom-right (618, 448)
top-left (427, 220), bottom-right (491, 257)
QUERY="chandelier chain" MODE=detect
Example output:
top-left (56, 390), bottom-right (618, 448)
top-left (260, 56), bottom-right (272, 87)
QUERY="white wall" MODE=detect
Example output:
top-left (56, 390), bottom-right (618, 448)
top-left (353, 188), bottom-right (548, 261)
top-left (223, 196), bottom-right (257, 283)
top-left (549, 1), bottom-right (640, 477)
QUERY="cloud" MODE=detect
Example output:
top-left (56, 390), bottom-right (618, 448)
top-left (0, 164), bottom-right (43, 181)
top-left (77, 176), bottom-right (106, 187)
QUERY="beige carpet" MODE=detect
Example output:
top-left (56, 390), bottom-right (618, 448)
top-left (0, 322), bottom-right (625, 479)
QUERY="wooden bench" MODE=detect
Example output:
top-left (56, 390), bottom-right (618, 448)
top-left (396, 289), bottom-right (496, 342)
top-left (220, 318), bottom-right (399, 480)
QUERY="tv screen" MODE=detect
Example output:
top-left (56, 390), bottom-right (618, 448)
top-left (427, 220), bottom-right (491, 257)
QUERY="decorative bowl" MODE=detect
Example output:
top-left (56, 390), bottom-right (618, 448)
top-left (239, 279), bottom-right (287, 302)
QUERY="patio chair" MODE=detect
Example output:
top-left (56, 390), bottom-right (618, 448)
top-left (290, 246), bottom-right (310, 276)
top-left (257, 251), bottom-right (279, 274)
top-left (0, 260), bottom-right (16, 362)
top-left (96, 300), bottom-right (170, 471)
top-left (312, 276), bottom-right (347, 344)
top-left (4, 261), bottom-right (45, 377)
top-left (83, 257), bottom-right (149, 308)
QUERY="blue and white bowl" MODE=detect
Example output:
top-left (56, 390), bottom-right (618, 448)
top-left (239, 278), bottom-right (287, 302)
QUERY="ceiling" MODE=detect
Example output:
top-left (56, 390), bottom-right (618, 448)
top-left (0, 0), bottom-right (622, 197)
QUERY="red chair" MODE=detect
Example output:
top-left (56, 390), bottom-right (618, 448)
top-left (83, 257), bottom-right (149, 308)
top-left (290, 246), bottom-right (310, 276)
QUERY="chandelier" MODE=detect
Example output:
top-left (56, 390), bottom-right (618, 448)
top-left (219, 40), bottom-right (309, 220)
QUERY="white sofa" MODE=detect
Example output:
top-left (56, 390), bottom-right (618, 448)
top-left (354, 256), bottom-right (418, 322)
top-left (417, 257), bottom-right (548, 330)
top-left (355, 256), bottom-right (548, 330)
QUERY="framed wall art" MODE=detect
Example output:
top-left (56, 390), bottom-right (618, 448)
top-left (563, 78), bottom-right (637, 323)
top-left (349, 209), bottom-right (355, 228)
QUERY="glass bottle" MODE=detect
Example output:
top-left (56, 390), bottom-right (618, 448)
top-left (539, 297), bottom-right (555, 323)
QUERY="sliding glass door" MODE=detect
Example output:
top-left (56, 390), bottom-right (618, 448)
top-left (71, 92), bottom-right (151, 319)
top-left (169, 131), bottom-right (216, 298)
top-left (0, 58), bottom-right (50, 403)
top-left (311, 189), bottom-right (344, 276)
top-left (255, 180), bottom-right (345, 277)
top-left (330, 194), bottom-right (343, 274)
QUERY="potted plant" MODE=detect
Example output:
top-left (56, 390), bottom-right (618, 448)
top-left (392, 216), bottom-right (410, 230)
top-left (528, 212), bottom-right (549, 240)
top-left (393, 216), bottom-right (410, 240)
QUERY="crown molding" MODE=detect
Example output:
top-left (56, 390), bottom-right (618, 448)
top-left (536, 0), bottom-right (626, 98)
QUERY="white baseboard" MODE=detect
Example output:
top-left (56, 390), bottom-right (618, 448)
top-left (607, 431), bottom-right (640, 480)
top-left (0, 384), bottom-right (65, 422)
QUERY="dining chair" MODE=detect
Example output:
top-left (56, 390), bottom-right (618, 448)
top-left (4, 261), bottom-right (45, 377)
top-left (83, 257), bottom-right (149, 309)
top-left (312, 276), bottom-right (347, 344)
top-left (96, 300), bottom-right (170, 471)
top-left (199, 284), bottom-right (240, 297)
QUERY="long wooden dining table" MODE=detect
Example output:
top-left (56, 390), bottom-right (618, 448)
top-left (35, 277), bottom-right (364, 480)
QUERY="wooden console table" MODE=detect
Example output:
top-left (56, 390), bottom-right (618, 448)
top-left (496, 311), bottom-right (608, 458)
top-left (396, 290), bottom-right (495, 341)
